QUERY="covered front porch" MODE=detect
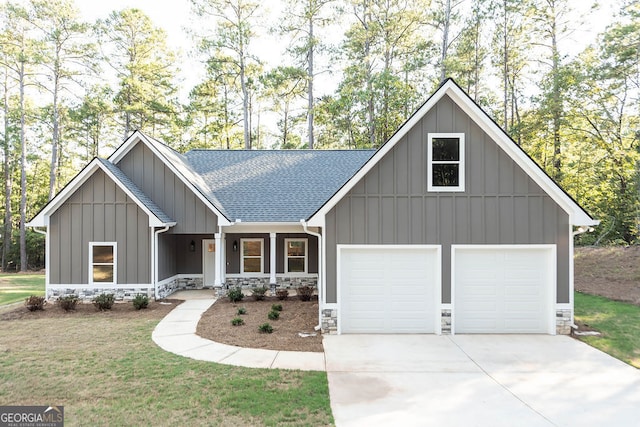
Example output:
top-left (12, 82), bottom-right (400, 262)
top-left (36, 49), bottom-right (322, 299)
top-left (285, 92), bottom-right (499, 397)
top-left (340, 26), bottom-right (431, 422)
top-left (155, 224), bottom-right (320, 299)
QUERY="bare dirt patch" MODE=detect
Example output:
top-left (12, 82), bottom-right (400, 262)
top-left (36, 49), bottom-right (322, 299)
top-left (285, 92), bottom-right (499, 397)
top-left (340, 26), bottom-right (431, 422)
top-left (575, 246), bottom-right (640, 305)
top-left (196, 296), bottom-right (323, 353)
top-left (0, 299), bottom-right (181, 321)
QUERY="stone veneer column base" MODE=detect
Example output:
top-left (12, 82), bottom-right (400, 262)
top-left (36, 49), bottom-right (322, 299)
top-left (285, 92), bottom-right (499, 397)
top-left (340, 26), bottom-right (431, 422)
top-left (556, 308), bottom-right (573, 335)
top-left (441, 308), bottom-right (452, 334)
top-left (321, 308), bottom-right (338, 334)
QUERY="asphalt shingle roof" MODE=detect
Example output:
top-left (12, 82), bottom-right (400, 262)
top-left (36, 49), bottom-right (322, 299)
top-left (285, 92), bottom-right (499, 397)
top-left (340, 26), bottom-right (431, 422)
top-left (98, 158), bottom-right (175, 224)
top-left (184, 149), bottom-right (376, 222)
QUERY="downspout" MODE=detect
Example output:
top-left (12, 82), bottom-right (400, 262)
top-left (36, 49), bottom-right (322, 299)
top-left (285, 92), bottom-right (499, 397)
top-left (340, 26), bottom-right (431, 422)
top-left (153, 225), bottom-right (171, 300)
top-left (301, 219), bottom-right (322, 331)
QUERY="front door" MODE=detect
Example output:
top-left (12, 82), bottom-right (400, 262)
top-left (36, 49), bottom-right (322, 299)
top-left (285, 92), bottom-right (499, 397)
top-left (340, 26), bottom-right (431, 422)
top-left (203, 239), bottom-right (216, 287)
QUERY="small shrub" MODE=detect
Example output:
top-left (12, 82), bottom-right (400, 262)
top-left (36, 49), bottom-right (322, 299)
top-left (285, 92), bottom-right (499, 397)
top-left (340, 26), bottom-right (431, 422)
top-left (132, 294), bottom-right (149, 310)
top-left (297, 285), bottom-right (314, 301)
top-left (271, 304), bottom-right (283, 312)
top-left (231, 317), bottom-right (245, 326)
top-left (275, 288), bottom-right (289, 300)
top-left (237, 307), bottom-right (247, 315)
top-left (251, 286), bottom-right (269, 301)
top-left (57, 295), bottom-right (79, 312)
top-left (227, 287), bottom-right (244, 303)
top-left (258, 322), bottom-right (274, 334)
top-left (25, 295), bottom-right (46, 312)
top-left (92, 293), bottom-right (115, 311)
top-left (268, 310), bottom-right (280, 320)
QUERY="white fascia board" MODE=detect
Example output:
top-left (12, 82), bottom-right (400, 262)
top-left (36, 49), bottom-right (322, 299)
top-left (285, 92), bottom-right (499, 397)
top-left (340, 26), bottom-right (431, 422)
top-left (308, 85), bottom-right (449, 224)
top-left (97, 162), bottom-right (173, 227)
top-left (108, 131), bottom-right (231, 226)
top-left (444, 84), bottom-right (598, 227)
top-left (27, 159), bottom-right (102, 227)
top-left (308, 79), bottom-right (597, 227)
top-left (27, 158), bottom-right (174, 229)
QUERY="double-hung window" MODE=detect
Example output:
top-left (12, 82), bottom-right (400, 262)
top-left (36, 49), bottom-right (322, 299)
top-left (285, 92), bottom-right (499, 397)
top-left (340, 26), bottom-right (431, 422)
top-left (285, 239), bottom-right (307, 274)
top-left (241, 238), bottom-right (263, 274)
top-left (428, 133), bottom-right (465, 192)
top-left (90, 242), bottom-right (116, 284)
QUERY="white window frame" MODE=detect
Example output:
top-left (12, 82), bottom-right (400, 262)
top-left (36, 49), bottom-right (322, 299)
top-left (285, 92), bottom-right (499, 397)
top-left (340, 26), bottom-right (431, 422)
top-left (427, 133), bottom-right (465, 192)
top-left (284, 238), bottom-right (308, 275)
top-left (89, 242), bottom-right (117, 285)
top-left (240, 238), bottom-right (263, 275)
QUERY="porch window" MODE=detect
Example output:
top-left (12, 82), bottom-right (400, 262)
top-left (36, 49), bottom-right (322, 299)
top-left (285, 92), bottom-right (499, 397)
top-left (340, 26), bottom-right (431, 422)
top-left (428, 133), bottom-right (465, 192)
top-left (285, 239), bottom-right (307, 274)
top-left (89, 242), bottom-right (116, 284)
top-left (241, 238), bottom-right (263, 273)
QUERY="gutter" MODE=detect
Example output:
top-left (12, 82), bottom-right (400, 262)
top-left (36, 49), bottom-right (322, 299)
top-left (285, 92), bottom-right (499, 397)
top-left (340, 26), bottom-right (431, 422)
top-left (301, 219), bottom-right (323, 331)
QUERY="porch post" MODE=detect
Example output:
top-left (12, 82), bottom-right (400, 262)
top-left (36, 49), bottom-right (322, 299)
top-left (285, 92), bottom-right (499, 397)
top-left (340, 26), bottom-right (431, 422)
top-left (214, 232), bottom-right (222, 286)
top-left (269, 232), bottom-right (277, 286)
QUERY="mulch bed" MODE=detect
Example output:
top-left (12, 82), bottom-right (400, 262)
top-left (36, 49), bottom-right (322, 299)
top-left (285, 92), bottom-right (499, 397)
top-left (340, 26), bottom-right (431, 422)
top-left (0, 299), bottom-right (181, 321)
top-left (196, 296), bottom-right (323, 353)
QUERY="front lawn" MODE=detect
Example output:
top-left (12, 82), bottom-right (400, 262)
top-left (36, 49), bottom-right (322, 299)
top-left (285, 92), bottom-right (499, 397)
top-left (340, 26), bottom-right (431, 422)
top-left (0, 305), bottom-right (333, 426)
top-left (574, 291), bottom-right (640, 369)
top-left (0, 273), bottom-right (45, 306)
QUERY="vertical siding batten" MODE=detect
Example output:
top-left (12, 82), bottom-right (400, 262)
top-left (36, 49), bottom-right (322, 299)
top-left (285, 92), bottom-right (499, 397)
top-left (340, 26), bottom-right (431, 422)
top-left (324, 93), bottom-right (572, 311)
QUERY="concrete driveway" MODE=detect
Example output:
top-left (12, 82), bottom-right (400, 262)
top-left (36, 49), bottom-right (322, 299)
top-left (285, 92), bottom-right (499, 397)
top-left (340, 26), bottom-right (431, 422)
top-left (323, 335), bottom-right (640, 427)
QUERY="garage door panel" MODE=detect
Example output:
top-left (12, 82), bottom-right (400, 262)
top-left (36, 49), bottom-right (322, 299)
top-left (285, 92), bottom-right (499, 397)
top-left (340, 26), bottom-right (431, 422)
top-left (340, 246), bottom-right (439, 334)
top-left (454, 246), bottom-right (553, 334)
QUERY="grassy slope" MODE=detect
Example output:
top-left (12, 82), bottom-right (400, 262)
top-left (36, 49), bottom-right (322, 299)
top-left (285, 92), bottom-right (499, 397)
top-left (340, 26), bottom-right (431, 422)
top-left (0, 315), bottom-right (333, 426)
top-left (0, 273), bottom-right (45, 306)
top-left (574, 291), bottom-right (640, 369)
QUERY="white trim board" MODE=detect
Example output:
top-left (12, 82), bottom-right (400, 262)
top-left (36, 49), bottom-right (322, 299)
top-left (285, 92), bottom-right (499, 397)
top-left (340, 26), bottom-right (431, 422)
top-left (27, 158), bottom-right (174, 228)
top-left (307, 79), bottom-right (597, 227)
top-left (108, 131), bottom-right (231, 225)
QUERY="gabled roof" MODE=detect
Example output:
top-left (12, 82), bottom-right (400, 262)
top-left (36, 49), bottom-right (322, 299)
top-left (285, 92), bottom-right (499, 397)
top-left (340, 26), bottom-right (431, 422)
top-left (27, 158), bottom-right (175, 228)
top-left (307, 78), bottom-right (599, 227)
top-left (109, 131), bottom-right (232, 224)
top-left (185, 149), bottom-right (376, 222)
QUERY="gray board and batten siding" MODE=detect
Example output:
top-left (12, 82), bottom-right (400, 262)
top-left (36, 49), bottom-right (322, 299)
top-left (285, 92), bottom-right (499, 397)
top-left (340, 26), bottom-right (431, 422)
top-left (49, 169), bottom-right (151, 285)
top-left (324, 94), bottom-right (570, 304)
top-left (116, 141), bottom-right (219, 235)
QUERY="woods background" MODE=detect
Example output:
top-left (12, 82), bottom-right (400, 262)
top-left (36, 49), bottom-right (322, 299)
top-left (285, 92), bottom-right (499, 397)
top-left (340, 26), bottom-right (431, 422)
top-left (1, 0), bottom-right (638, 271)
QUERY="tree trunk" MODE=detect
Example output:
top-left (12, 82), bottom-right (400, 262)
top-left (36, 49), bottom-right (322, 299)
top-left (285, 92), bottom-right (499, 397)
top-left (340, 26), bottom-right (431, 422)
top-left (307, 10), bottom-right (315, 149)
top-left (502, 0), bottom-right (509, 130)
top-left (49, 69), bottom-right (60, 200)
top-left (2, 62), bottom-right (12, 271)
top-left (19, 59), bottom-right (27, 272)
top-left (240, 55), bottom-right (250, 149)
top-left (440, 0), bottom-right (451, 82)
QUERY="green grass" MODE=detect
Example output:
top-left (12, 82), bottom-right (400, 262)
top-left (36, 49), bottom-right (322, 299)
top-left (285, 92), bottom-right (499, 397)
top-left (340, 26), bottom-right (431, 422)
top-left (0, 311), bottom-right (333, 426)
top-left (574, 291), bottom-right (640, 368)
top-left (0, 273), bottom-right (45, 306)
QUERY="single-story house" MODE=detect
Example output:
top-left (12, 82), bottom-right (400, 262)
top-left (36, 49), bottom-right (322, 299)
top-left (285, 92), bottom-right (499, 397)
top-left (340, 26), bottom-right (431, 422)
top-left (28, 79), bottom-right (598, 335)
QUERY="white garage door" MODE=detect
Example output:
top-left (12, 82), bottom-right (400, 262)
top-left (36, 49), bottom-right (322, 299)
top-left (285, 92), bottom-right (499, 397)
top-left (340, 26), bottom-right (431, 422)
top-left (453, 246), bottom-right (555, 334)
top-left (339, 246), bottom-right (440, 334)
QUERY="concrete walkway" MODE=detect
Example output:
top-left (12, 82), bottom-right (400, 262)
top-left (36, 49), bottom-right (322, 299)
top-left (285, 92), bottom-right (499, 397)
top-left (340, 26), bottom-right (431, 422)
top-left (151, 297), bottom-right (325, 371)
